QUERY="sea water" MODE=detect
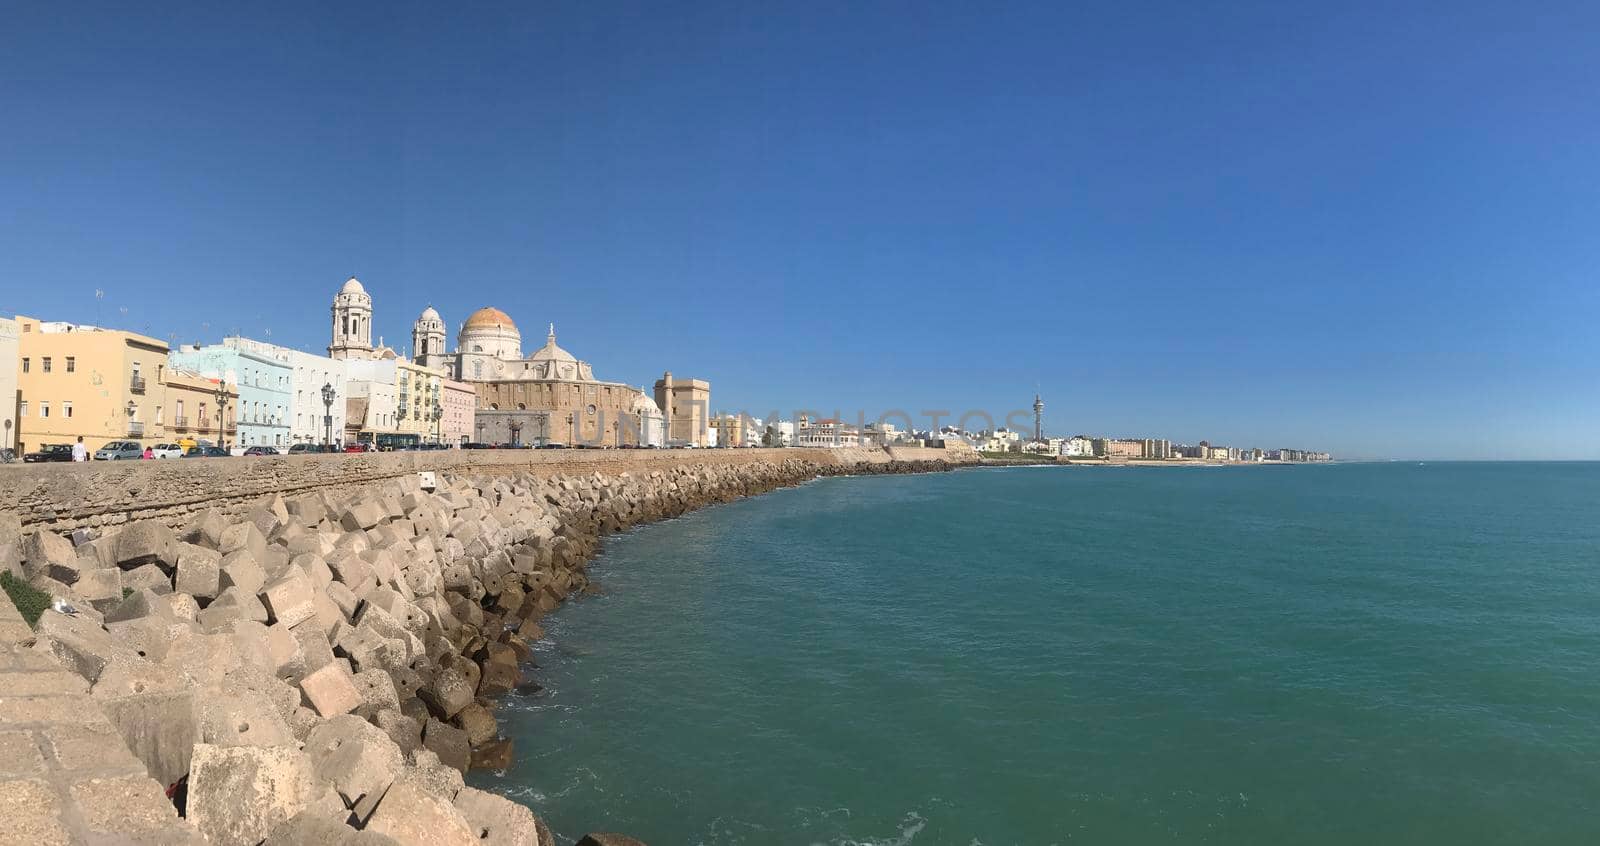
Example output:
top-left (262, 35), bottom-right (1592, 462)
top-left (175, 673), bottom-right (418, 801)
top-left (473, 462), bottom-right (1600, 844)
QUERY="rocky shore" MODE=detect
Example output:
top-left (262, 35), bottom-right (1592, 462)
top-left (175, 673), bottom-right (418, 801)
top-left (0, 454), bottom-right (953, 845)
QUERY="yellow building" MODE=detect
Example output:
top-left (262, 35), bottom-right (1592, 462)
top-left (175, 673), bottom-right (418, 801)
top-left (14, 316), bottom-right (170, 454)
top-left (395, 360), bottom-right (446, 444)
top-left (708, 414), bottom-right (749, 448)
top-left (162, 368), bottom-right (238, 450)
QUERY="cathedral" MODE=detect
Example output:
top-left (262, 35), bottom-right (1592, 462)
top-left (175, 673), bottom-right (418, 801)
top-left (329, 277), bottom-right (706, 445)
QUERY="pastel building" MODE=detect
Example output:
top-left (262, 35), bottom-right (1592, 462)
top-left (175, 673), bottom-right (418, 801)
top-left (169, 341), bottom-right (292, 450)
top-left (162, 369), bottom-right (238, 448)
top-left (0, 317), bottom-right (17, 454)
top-left (223, 337), bottom-right (348, 446)
top-left (344, 359), bottom-right (400, 446)
top-left (14, 316), bottom-right (170, 454)
top-left (441, 378), bottom-right (475, 445)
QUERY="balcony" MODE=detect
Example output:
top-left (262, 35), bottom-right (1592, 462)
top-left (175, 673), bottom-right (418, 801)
top-left (173, 416), bottom-right (190, 429)
top-left (127, 421), bottom-right (145, 437)
top-left (130, 375), bottom-right (147, 394)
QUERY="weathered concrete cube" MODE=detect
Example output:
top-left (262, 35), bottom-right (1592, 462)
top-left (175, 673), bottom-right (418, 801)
top-left (219, 550), bottom-right (267, 597)
top-left (259, 569), bottom-right (316, 628)
top-left (175, 543), bottom-right (222, 600)
top-left (422, 717), bottom-right (471, 774)
top-left (365, 776), bottom-right (477, 846)
top-left (219, 522), bottom-right (269, 564)
top-left (454, 786), bottom-right (545, 846)
top-left (115, 521), bottom-right (175, 570)
top-left (304, 714), bottom-right (405, 823)
top-left (187, 743), bottom-right (321, 846)
top-left (341, 499), bottom-right (386, 532)
top-left (298, 662), bottom-right (363, 717)
top-left (121, 562), bottom-right (172, 595)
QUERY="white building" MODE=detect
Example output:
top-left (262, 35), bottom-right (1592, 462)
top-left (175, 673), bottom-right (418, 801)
top-left (224, 338), bottom-right (347, 446)
top-left (344, 359), bottom-right (399, 442)
top-left (980, 428), bottom-right (1022, 452)
top-left (0, 316), bottom-right (17, 455)
top-left (796, 417), bottom-right (860, 448)
top-left (1062, 436), bottom-right (1094, 457)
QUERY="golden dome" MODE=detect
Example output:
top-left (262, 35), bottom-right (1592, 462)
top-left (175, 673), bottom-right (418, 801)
top-left (462, 307), bottom-right (517, 332)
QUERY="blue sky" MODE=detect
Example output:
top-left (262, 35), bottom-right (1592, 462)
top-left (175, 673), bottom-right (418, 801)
top-left (4, 1), bottom-right (1599, 459)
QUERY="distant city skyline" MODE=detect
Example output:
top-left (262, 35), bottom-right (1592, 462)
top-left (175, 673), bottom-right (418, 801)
top-left (6, 2), bottom-right (1600, 460)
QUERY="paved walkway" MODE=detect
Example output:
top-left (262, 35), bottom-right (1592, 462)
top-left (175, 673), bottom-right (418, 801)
top-left (0, 591), bottom-right (201, 845)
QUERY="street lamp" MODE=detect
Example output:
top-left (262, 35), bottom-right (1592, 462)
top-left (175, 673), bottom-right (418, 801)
top-left (321, 382), bottom-right (335, 448)
top-left (213, 382), bottom-right (229, 450)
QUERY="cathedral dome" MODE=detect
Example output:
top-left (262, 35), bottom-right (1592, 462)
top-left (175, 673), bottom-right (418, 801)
top-left (340, 277), bottom-right (365, 294)
top-left (463, 307), bottom-right (517, 332)
top-left (419, 306), bottom-right (441, 322)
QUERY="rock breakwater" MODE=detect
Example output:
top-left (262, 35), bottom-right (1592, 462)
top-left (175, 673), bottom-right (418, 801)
top-left (0, 454), bottom-right (954, 844)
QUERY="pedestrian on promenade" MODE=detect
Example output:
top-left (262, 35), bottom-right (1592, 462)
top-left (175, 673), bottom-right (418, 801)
top-left (72, 436), bottom-right (87, 462)
top-left (143, 446), bottom-right (154, 459)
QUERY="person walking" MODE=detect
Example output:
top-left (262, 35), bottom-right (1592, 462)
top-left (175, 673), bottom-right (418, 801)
top-left (71, 436), bottom-right (88, 462)
top-left (142, 446), bottom-right (154, 460)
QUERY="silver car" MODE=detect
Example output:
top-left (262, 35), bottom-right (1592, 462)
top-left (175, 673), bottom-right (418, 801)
top-left (94, 441), bottom-right (144, 460)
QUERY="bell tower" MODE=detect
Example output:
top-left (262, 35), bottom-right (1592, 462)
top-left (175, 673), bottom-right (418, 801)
top-left (413, 306), bottom-right (446, 369)
top-left (329, 276), bottom-right (374, 360)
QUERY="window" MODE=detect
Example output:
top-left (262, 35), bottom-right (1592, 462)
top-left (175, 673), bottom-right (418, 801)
top-left (21, 358), bottom-right (29, 373)
top-left (41, 357), bottom-right (51, 373)
top-left (65, 357), bottom-right (75, 373)
top-left (155, 405), bottom-right (162, 424)
top-left (63, 402), bottom-right (73, 418)
top-left (40, 402), bottom-right (49, 418)
top-left (19, 401), bottom-right (27, 417)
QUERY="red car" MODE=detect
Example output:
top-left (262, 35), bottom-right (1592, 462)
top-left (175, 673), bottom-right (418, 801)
top-left (343, 443), bottom-right (376, 453)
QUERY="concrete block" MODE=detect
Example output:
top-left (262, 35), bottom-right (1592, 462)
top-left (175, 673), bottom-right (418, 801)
top-left (219, 550), bottom-right (266, 596)
top-left (115, 521), bottom-right (175, 570)
top-left (455, 701), bottom-right (499, 747)
top-left (260, 568), bottom-right (316, 628)
top-left (352, 668), bottom-right (401, 718)
top-left (187, 743), bottom-right (321, 846)
top-left (99, 689), bottom-right (200, 788)
top-left (219, 521), bottom-right (269, 564)
top-left (175, 543), bottom-right (223, 600)
top-left (305, 714), bottom-right (405, 824)
top-left (375, 709), bottom-right (423, 758)
top-left (454, 785), bottom-right (546, 846)
top-left (122, 562), bottom-right (173, 595)
top-left (299, 662), bottom-right (363, 717)
top-left (196, 686), bottom-right (296, 749)
top-left (181, 508), bottom-right (227, 550)
top-left (341, 499), bottom-right (386, 532)
top-left (71, 566), bottom-right (125, 611)
top-left (33, 609), bottom-right (139, 683)
top-left (365, 775), bottom-right (477, 846)
top-left (422, 717), bottom-right (471, 774)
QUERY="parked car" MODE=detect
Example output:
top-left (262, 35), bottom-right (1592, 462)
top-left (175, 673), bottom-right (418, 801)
top-left (538, 442), bottom-right (568, 450)
top-left (24, 444), bottom-right (74, 462)
top-left (287, 443), bottom-right (337, 454)
top-left (344, 442), bottom-right (376, 453)
top-left (183, 446), bottom-right (230, 458)
top-left (150, 443), bottom-right (185, 459)
top-left (94, 441), bottom-right (144, 461)
top-left (242, 446), bottom-right (280, 456)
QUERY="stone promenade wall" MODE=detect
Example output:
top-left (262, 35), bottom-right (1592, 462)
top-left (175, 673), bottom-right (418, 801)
top-left (0, 446), bottom-right (970, 535)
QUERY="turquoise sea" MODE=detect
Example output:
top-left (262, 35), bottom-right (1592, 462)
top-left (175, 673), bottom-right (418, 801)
top-left (473, 463), bottom-right (1600, 844)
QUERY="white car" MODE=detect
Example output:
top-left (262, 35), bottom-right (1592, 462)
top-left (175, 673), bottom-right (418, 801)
top-left (150, 443), bottom-right (185, 459)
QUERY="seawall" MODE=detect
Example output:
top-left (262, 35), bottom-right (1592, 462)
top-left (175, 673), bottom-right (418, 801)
top-left (0, 447), bottom-right (972, 844)
top-left (0, 445), bottom-right (974, 535)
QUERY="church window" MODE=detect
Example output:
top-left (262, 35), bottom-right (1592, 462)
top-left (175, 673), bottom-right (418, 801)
top-left (517, 403), bottom-right (526, 411)
top-left (587, 404), bottom-right (597, 416)
top-left (473, 361), bottom-right (483, 379)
